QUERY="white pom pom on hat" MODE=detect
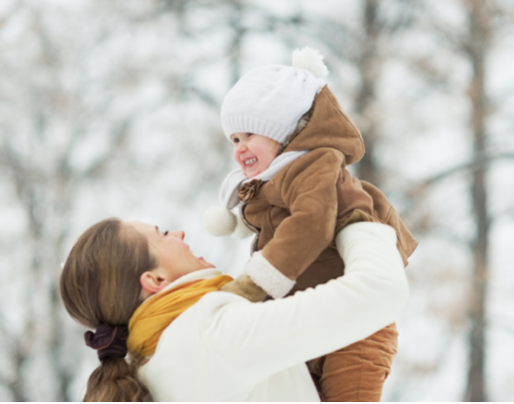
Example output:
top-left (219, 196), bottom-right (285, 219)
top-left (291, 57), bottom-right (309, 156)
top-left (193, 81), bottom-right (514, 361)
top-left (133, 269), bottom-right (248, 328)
top-left (292, 46), bottom-right (329, 79)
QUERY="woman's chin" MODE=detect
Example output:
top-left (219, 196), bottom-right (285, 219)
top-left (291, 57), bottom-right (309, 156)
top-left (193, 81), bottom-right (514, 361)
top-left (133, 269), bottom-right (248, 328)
top-left (198, 257), bottom-right (215, 269)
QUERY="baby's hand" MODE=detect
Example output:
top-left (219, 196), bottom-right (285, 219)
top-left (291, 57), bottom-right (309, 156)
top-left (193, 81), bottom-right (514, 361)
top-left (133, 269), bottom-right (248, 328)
top-left (333, 209), bottom-right (379, 251)
top-left (220, 275), bottom-right (267, 302)
top-left (338, 209), bottom-right (378, 231)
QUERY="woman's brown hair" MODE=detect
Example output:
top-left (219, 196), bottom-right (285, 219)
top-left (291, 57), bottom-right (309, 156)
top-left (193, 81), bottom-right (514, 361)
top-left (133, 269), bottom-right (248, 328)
top-left (60, 218), bottom-right (158, 401)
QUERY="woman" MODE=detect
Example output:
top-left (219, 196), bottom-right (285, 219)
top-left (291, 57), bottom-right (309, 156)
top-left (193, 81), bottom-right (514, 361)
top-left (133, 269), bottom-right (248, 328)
top-left (60, 218), bottom-right (408, 401)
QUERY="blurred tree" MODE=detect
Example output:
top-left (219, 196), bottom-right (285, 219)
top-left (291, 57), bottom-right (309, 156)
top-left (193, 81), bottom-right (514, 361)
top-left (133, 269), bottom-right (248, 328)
top-left (408, 0), bottom-right (514, 400)
top-left (342, 0), bottom-right (418, 187)
top-left (0, 1), bottom-right (186, 399)
top-left (290, 0), bottom-right (514, 400)
top-left (463, 2), bottom-right (492, 399)
top-left (290, 0), bottom-right (419, 187)
top-left (0, 0), bottom-right (266, 398)
top-left (449, 1), bottom-right (513, 400)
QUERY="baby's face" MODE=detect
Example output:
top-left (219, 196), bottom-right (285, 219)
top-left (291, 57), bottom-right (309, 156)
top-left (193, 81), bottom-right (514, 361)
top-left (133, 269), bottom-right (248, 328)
top-left (230, 132), bottom-right (281, 178)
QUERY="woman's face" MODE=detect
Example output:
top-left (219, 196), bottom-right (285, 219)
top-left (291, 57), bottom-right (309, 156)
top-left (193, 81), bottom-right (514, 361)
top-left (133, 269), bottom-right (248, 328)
top-left (127, 221), bottom-right (214, 284)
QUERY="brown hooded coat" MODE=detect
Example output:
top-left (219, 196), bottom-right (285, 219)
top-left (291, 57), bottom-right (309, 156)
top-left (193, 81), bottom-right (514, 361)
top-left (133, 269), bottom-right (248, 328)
top-left (241, 85), bottom-right (418, 295)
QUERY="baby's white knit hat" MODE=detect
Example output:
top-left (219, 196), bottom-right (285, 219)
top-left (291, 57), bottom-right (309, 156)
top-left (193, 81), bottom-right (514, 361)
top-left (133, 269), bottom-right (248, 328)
top-left (220, 47), bottom-right (329, 143)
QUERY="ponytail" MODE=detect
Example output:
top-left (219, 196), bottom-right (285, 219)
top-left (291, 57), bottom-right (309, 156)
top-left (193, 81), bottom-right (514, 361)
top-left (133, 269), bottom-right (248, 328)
top-left (84, 357), bottom-right (149, 402)
top-left (60, 218), bottom-right (158, 402)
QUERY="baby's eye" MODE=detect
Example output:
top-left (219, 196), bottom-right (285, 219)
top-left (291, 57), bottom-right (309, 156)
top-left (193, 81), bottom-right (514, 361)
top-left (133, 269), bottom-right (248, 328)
top-left (232, 137), bottom-right (240, 144)
top-left (247, 133), bottom-right (253, 137)
top-left (164, 230), bottom-right (169, 236)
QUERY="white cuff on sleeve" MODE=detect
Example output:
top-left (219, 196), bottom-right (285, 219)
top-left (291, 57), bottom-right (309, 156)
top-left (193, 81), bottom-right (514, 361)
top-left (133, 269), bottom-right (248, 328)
top-left (245, 251), bottom-right (296, 299)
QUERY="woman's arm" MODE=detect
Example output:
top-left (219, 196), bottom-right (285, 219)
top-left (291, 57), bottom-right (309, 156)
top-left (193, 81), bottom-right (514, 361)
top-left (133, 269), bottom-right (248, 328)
top-left (200, 222), bottom-right (409, 384)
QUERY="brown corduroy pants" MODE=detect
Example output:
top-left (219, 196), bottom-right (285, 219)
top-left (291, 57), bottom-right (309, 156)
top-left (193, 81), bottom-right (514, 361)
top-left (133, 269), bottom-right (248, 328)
top-left (307, 323), bottom-right (398, 402)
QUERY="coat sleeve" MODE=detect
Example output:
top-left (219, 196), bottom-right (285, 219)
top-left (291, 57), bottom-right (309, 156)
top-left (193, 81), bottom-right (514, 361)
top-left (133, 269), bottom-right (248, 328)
top-left (245, 149), bottom-right (342, 297)
top-left (199, 223), bottom-right (409, 385)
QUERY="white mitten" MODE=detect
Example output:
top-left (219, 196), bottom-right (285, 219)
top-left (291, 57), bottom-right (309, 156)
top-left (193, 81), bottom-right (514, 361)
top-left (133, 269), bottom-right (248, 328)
top-left (244, 251), bottom-right (295, 299)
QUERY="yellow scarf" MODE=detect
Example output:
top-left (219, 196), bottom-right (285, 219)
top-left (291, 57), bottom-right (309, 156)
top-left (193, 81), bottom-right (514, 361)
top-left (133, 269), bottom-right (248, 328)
top-left (127, 275), bottom-right (233, 357)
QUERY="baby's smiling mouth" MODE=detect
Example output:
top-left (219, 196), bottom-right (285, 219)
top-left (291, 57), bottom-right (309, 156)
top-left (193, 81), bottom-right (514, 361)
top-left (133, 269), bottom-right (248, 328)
top-left (244, 157), bottom-right (257, 166)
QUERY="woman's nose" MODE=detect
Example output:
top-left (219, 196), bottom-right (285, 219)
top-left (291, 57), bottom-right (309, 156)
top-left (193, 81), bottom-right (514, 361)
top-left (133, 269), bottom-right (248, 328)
top-left (169, 231), bottom-right (185, 240)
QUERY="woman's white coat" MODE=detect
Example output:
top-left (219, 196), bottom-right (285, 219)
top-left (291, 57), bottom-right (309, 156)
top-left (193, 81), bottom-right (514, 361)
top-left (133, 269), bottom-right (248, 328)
top-left (139, 223), bottom-right (409, 401)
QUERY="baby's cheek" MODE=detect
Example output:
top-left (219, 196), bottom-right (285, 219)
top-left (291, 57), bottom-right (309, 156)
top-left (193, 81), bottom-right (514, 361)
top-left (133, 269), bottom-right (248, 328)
top-left (232, 149), bottom-right (240, 163)
top-left (263, 147), bottom-right (279, 165)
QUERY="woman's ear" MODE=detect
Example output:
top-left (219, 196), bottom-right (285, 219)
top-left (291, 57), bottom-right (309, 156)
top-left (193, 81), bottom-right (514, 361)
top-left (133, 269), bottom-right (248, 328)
top-left (140, 271), bottom-right (170, 295)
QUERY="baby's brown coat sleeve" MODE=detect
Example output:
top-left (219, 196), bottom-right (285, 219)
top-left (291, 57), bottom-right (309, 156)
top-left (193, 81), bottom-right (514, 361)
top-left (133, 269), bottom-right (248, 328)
top-left (260, 148), bottom-right (372, 281)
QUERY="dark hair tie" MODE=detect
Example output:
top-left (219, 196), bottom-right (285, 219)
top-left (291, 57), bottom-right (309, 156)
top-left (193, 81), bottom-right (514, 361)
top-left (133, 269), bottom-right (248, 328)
top-left (84, 324), bottom-right (129, 361)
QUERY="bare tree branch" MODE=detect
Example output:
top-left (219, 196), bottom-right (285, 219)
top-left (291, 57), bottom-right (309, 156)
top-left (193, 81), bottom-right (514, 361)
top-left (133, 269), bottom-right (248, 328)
top-left (419, 152), bottom-right (514, 188)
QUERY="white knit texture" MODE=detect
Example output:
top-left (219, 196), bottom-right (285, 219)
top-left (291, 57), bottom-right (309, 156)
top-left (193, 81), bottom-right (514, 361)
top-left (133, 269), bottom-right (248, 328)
top-left (221, 64), bottom-right (325, 142)
top-left (245, 251), bottom-right (295, 299)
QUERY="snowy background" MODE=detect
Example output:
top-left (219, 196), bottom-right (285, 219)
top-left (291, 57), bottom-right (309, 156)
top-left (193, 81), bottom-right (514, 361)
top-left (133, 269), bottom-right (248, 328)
top-left (0, 0), bottom-right (513, 401)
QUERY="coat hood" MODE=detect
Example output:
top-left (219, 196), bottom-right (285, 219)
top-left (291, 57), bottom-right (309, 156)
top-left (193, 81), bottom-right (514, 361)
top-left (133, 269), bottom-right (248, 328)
top-left (283, 85), bottom-right (365, 165)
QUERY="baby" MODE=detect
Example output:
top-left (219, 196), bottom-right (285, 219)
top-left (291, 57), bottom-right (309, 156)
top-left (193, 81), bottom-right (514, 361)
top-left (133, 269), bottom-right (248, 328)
top-left (205, 47), bottom-right (417, 401)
